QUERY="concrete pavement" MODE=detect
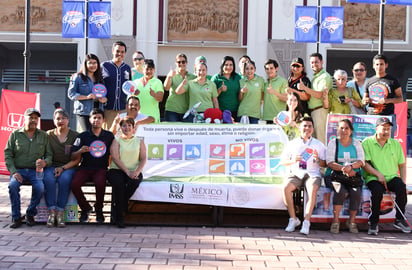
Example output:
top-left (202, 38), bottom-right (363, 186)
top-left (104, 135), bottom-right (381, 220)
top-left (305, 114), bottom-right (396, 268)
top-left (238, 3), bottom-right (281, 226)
top-left (0, 161), bottom-right (411, 270)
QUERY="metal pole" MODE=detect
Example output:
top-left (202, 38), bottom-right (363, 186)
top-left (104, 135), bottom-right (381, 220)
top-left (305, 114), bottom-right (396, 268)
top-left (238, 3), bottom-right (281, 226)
top-left (378, 0), bottom-right (385, 54)
top-left (84, 0), bottom-right (89, 54)
top-left (23, 0), bottom-right (31, 92)
top-left (316, 0), bottom-right (321, 53)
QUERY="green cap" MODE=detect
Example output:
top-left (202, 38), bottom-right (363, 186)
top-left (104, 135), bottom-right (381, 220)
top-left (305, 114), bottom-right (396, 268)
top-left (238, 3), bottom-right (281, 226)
top-left (195, 56), bottom-right (207, 64)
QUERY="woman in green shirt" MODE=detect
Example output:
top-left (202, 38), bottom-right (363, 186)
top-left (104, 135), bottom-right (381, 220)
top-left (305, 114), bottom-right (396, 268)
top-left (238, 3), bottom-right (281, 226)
top-left (238, 60), bottom-right (264, 124)
top-left (211, 56), bottom-right (241, 119)
top-left (324, 69), bottom-right (363, 114)
top-left (108, 117), bottom-right (147, 228)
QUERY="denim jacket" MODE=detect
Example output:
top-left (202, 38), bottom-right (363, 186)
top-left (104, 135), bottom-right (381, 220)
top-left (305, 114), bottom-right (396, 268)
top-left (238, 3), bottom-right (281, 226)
top-left (67, 73), bottom-right (104, 115)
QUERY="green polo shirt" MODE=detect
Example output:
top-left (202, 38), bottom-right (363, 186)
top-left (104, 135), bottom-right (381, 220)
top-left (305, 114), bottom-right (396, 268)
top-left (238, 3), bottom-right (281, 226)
top-left (362, 135), bottom-right (405, 183)
top-left (262, 75), bottom-right (288, 121)
top-left (309, 69), bottom-right (332, 109)
top-left (184, 79), bottom-right (218, 112)
top-left (4, 127), bottom-right (53, 176)
top-left (165, 72), bottom-right (196, 114)
top-left (135, 77), bottom-right (164, 123)
top-left (211, 73), bottom-right (241, 112)
top-left (238, 76), bottom-right (265, 119)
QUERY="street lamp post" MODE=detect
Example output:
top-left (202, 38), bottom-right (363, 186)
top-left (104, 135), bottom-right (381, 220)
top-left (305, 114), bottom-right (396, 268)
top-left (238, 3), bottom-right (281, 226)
top-left (23, 0), bottom-right (31, 92)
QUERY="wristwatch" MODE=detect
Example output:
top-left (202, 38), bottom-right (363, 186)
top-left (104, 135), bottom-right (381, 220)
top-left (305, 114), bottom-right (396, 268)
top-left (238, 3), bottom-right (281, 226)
top-left (61, 166), bottom-right (66, 171)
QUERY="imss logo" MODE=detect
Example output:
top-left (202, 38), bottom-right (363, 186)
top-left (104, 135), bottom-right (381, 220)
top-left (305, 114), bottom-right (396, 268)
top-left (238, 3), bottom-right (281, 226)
top-left (169, 184), bottom-right (184, 199)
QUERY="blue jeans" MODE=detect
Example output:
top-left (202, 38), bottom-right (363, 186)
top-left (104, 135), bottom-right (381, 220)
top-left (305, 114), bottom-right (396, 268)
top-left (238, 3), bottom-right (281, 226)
top-left (43, 167), bottom-right (76, 211)
top-left (164, 110), bottom-right (184, 122)
top-left (8, 169), bottom-right (45, 220)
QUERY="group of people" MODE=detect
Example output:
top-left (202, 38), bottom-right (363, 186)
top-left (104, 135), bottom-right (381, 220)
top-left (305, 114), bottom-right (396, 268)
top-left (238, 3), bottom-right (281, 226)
top-left (5, 107), bottom-right (146, 229)
top-left (281, 116), bottom-right (408, 236)
top-left (5, 39), bottom-right (409, 235)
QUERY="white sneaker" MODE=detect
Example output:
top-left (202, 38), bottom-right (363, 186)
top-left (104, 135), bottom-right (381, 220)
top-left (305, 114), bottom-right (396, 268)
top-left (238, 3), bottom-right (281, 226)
top-left (300, 220), bottom-right (310, 235)
top-left (285, 218), bottom-right (301, 232)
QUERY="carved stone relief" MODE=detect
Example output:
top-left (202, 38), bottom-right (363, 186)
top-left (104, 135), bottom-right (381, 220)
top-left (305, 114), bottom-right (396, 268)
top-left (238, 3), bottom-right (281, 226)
top-left (0, 1), bottom-right (61, 32)
top-left (342, 0), bottom-right (406, 41)
top-left (268, 41), bottom-right (306, 78)
top-left (167, 0), bottom-right (239, 42)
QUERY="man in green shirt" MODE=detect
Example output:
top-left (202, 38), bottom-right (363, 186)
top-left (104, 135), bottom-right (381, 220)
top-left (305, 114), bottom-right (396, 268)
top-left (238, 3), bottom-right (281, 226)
top-left (5, 108), bottom-right (53, 228)
top-left (362, 117), bottom-right (409, 235)
top-left (299, 53), bottom-right (332, 144)
top-left (262, 59), bottom-right (288, 123)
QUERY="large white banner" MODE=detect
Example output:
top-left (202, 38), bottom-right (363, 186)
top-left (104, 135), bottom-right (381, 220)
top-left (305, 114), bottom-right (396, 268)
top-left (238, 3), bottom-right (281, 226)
top-left (131, 124), bottom-right (289, 210)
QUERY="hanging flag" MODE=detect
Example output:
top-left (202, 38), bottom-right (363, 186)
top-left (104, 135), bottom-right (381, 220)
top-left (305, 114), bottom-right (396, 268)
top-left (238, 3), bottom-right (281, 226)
top-left (321, 7), bottom-right (344, 44)
top-left (62, 1), bottom-right (85, 38)
top-left (295, 6), bottom-right (318, 43)
top-left (347, 0), bottom-right (412, 4)
top-left (88, 1), bottom-right (111, 39)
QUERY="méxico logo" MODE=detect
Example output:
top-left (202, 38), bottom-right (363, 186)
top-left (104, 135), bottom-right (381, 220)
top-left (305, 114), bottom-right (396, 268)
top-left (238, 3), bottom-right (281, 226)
top-left (89, 11), bottom-right (110, 28)
top-left (63, 11), bottom-right (84, 27)
top-left (295, 16), bottom-right (317, 33)
top-left (321, 16), bottom-right (343, 33)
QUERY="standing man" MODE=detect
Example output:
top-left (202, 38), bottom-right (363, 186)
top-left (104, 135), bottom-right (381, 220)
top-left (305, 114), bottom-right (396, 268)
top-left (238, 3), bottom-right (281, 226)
top-left (5, 108), bottom-right (52, 228)
top-left (262, 59), bottom-right (288, 123)
top-left (110, 95), bottom-right (155, 135)
top-left (101, 41), bottom-right (132, 129)
top-left (363, 54), bottom-right (403, 136)
top-left (299, 53), bottom-right (332, 144)
top-left (281, 116), bottom-right (326, 235)
top-left (70, 108), bottom-right (114, 223)
top-left (362, 117), bottom-right (409, 235)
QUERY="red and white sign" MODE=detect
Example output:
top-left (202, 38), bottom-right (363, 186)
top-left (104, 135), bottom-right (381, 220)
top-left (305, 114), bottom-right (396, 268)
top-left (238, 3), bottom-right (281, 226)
top-left (0, 89), bottom-right (40, 175)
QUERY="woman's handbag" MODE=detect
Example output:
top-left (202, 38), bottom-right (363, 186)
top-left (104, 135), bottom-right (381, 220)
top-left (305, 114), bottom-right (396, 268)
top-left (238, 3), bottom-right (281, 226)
top-left (324, 139), bottom-right (364, 189)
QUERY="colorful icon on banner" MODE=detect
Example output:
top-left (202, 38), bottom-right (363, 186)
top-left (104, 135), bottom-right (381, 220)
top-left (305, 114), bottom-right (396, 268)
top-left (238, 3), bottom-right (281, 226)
top-left (270, 159), bottom-right (283, 174)
top-left (122, 80), bottom-right (138, 96)
top-left (167, 145), bottom-right (183, 160)
top-left (148, 144), bottom-right (164, 160)
top-left (92, 84), bottom-right (107, 97)
top-left (229, 143), bottom-right (245, 158)
top-left (185, 144), bottom-right (201, 160)
top-left (249, 143), bottom-right (265, 158)
top-left (269, 142), bottom-right (284, 157)
top-left (89, 140), bottom-right (106, 158)
top-left (209, 160), bottom-right (225, 174)
top-left (276, 111), bottom-right (291, 126)
top-left (250, 160), bottom-right (266, 174)
top-left (210, 144), bottom-right (225, 159)
top-left (229, 160), bottom-right (246, 175)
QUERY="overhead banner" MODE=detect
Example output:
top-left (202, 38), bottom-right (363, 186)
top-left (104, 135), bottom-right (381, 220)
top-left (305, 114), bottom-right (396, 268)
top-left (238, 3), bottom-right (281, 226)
top-left (131, 124), bottom-right (289, 210)
top-left (88, 1), bottom-right (111, 39)
top-left (295, 6), bottom-right (318, 43)
top-left (320, 7), bottom-right (344, 43)
top-left (62, 1), bottom-right (85, 38)
top-left (0, 89), bottom-right (40, 175)
top-left (347, 0), bottom-right (412, 4)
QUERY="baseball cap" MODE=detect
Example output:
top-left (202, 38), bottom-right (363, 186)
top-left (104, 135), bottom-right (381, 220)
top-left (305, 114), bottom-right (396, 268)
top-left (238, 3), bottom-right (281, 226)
top-left (291, 57), bottom-right (304, 66)
top-left (24, 108), bottom-right (41, 117)
top-left (375, 117), bottom-right (393, 127)
top-left (195, 56), bottom-right (207, 64)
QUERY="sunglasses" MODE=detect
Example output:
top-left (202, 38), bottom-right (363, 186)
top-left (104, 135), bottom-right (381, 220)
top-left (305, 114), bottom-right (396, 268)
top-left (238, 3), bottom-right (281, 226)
top-left (354, 69), bottom-right (365, 72)
top-left (134, 57), bottom-right (144, 61)
top-left (177, 60), bottom-right (186, 64)
top-left (291, 64), bottom-right (302, 68)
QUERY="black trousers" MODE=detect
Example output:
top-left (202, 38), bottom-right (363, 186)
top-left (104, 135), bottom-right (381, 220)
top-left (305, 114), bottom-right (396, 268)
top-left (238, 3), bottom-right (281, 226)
top-left (107, 169), bottom-right (142, 222)
top-left (366, 177), bottom-right (407, 225)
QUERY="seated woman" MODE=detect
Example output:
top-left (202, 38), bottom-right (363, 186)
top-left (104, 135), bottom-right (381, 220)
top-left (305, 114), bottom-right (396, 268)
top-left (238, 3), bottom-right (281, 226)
top-left (326, 119), bottom-right (365, 234)
top-left (176, 62), bottom-right (219, 122)
top-left (274, 92), bottom-right (305, 141)
top-left (324, 69), bottom-right (363, 114)
top-left (108, 117), bottom-right (147, 228)
top-left (44, 108), bottom-right (80, 227)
